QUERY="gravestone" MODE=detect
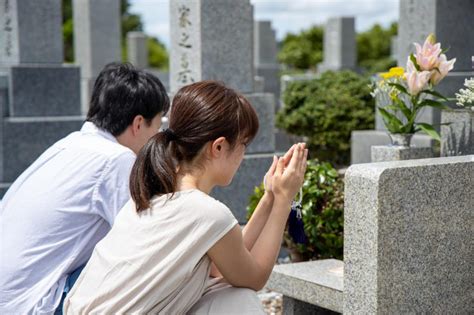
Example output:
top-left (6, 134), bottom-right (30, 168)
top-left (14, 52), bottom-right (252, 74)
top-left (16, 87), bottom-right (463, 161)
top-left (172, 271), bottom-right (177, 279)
top-left (318, 17), bottom-right (356, 72)
top-left (390, 36), bottom-right (398, 60)
top-left (0, 0), bottom-right (83, 197)
top-left (351, 0), bottom-right (474, 164)
top-left (170, 0), bottom-right (254, 94)
top-left (170, 0), bottom-right (275, 223)
top-left (344, 155), bottom-right (473, 313)
top-left (127, 32), bottom-right (148, 69)
top-left (254, 21), bottom-right (280, 102)
top-left (73, 0), bottom-right (121, 114)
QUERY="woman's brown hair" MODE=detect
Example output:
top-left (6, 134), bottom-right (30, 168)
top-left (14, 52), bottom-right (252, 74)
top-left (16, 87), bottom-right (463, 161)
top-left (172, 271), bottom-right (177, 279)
top-left (130, 81), bottom-right (259, 212)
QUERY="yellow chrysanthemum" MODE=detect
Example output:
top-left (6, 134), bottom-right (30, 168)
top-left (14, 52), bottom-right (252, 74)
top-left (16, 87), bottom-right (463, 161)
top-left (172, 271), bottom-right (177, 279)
top-left (380, 67), bottom-right (405, 80)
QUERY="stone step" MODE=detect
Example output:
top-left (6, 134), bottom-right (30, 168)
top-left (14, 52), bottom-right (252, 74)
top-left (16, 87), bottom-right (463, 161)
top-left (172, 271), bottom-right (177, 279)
top-left (266, 259), bottom-right (343, 314)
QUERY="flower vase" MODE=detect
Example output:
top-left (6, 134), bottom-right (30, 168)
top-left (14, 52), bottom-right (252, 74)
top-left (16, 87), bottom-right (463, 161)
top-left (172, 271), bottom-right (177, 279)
top-left (388, 133), bottom-right (414, 147)
top-left (441, 108), bottom-right (474, 157)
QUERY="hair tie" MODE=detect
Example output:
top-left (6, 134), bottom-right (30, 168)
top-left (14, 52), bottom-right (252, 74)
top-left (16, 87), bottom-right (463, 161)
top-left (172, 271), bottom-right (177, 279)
top-left (163, 128), bottom-right (178, 142)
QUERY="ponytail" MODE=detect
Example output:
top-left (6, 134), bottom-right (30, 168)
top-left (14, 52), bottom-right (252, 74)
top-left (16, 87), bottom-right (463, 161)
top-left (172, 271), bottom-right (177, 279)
top-left (129, 130), bottom-right (178, 211)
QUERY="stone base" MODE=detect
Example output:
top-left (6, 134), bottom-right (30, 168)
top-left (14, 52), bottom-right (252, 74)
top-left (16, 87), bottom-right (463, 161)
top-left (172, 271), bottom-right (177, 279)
top-left (8, 65), bottom-right (81, 117)
top-left (211, 153), bottom-right (273, 223)
top-left (253, 76), bottom-right (265, 93)
top-left (351, 130), bottom-right (435, 164)
top-left (243, 93), bottom-right (275, 154)
top-left (1, 117), bottom-right (83, 182)
top-left (371, 145), bottom-right (434, 162)
top-left (441, 109), bottom-right (474, 157)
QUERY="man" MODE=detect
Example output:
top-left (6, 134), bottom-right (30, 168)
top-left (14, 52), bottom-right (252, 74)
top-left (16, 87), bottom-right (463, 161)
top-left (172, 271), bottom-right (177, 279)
top-left (0, 62), bottom-right (169, 314)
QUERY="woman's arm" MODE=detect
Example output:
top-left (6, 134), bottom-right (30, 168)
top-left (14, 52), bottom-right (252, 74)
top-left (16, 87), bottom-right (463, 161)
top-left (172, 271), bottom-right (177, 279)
top-left (208, 144), bottom-right (308, 290)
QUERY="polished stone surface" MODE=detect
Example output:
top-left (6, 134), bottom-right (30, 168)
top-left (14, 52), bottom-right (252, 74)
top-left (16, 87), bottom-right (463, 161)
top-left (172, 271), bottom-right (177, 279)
top-left (266, 259), bottom-right (343, 313)
top-left (344, 155), bottom-right (474, 314)
top-left (244, 93), bottom-right (275, 154)
top-left (319, 17), bottom-right (356, 72)
top-left (127, 31), bottom-right (148, 69)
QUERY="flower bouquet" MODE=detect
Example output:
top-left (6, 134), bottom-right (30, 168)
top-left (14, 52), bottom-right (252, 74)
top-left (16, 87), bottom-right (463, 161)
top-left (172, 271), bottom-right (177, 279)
top-left (371, 34), bottom-right (456, 146)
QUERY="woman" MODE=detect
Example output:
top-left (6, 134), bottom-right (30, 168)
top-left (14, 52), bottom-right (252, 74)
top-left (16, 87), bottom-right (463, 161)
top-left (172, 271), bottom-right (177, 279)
top-left (64, 81), bottom-right (307, 314)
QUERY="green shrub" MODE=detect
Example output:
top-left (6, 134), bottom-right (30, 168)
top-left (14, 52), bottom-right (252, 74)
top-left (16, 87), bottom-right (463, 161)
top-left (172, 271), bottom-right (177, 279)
top-left (276, 70), bottom-right (375, 166)
top-left (246, 159), bottom-right (344, 261)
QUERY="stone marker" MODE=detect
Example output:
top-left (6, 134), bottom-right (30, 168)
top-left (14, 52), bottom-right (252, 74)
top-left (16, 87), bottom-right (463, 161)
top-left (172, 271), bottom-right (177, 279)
top-left (73, 0), bottom-right (121, 113)
top-left (127, 32), bottom-right (148, 69)
top-left (371, 145), bottom-right (433, 162)
top-left (170, 0), bottom-right (254, 93)
top-left (319, 17), bottom-right (356, 72)
top-left (254, 21), bottom-right (280, 100)
top-left (441, 109), bottom-right (474, 156)
top-left (0, 0), bottom-right (63, 69)
top-left (344, 155), bottom-right (473, 313)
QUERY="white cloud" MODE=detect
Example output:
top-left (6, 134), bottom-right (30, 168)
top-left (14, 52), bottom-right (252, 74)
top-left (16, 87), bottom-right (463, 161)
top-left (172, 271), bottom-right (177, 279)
top-left (129, 0), bottom-right (399, 47)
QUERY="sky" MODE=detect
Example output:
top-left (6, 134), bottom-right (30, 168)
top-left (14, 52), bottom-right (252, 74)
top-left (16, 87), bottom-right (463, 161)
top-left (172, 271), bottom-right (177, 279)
top-left (129, 0), bottom-right (399, 48)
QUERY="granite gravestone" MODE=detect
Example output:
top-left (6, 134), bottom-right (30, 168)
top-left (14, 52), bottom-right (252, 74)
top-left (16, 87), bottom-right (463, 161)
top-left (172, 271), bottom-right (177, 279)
top-left (127, 32), bottom-right (148, 69)
top-left (254, 21), bottom-right (280, 102)
top-left (73, 0), bottom-right (121, 114)
top-left (344, 155), bottom-right (473, 313)
top-left (318, 17), bottom-right (356, 72)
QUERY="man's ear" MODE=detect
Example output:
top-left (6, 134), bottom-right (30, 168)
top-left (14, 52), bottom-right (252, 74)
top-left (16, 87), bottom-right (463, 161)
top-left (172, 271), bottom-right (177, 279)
top-left (210, 137), bottom-right (226, 158)
top-left (131, 115), bottom-right (145, 136)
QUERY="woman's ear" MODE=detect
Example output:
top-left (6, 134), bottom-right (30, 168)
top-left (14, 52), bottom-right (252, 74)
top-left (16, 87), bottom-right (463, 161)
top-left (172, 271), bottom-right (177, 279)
top-left (210, 137), bottom-right (226, 158)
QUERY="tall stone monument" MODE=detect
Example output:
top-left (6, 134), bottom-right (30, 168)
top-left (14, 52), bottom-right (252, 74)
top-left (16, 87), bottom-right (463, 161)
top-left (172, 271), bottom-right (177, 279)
top-left (73, 0), bottom-right (121, 114)
top-left (170, 0), bottom-right (276, 223)
top-left (254, 21), bottom-right (280, 102)
top-left (0, 0), bottom-right (83, 197)
top-left (318, 17), bottom-right (356, 72)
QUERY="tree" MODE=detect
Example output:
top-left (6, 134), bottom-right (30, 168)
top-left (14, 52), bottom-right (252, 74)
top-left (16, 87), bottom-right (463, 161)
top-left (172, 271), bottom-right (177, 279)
top-left (357, 22), bottom-right (398, 73)
top-left (278, 26), bottom-right (324, 70)
top-left (62, 0), bottom-right (168, 70)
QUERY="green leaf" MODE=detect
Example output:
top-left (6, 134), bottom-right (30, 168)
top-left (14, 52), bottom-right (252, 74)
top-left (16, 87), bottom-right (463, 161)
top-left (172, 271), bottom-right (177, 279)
top-left (416, 123), bottom-right (441, 141)
top-left (419, 99), bottom-right (450, 110)
top-left (410, 54), bottom-right (421, 71)
top-left (394, 98), bottom-right (413, 120)
top-left (378, 107), bottom-right (403, 132)
top-left (388, 82), bottom-right (408, 95)
top-left (420, 89), bottom-right (448, 101)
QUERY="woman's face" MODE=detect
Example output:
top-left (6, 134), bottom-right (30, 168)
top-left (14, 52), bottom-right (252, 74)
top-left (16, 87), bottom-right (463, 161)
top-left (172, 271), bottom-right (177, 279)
top-left (215, 141), bottom-right (246, 186)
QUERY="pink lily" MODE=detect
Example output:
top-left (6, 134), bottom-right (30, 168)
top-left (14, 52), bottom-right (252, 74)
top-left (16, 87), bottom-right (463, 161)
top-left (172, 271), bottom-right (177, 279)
top-left (430, 54), bottom-right (456, 85)
top-left (414, 35), bottom-right (442, 71)
top-left (405, 58), bottom-right (432, 95)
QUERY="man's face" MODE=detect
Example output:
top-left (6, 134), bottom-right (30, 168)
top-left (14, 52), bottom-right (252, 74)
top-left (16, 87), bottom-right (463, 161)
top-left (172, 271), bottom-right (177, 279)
top-left (136, 113), bottom-right (162, 152)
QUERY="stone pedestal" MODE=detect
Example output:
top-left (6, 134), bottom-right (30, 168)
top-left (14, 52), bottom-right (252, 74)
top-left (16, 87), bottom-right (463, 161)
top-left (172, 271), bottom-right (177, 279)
top-left (351, 131), bottom-right (435, 164)
top-left (441, 109), bottom-right (474, 156)
top-left (344, 156), bottom-right (473, 314)
top-left (254, 21), bottom-right (280, 100)
top-left (318, 17), bottom-right (356, 72)
top-left (371, 145), bottom-right (434, 162)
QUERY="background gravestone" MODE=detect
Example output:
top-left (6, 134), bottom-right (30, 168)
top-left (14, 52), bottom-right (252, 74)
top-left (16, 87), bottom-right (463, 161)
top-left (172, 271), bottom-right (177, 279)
top-left (170, 0), bottom-right (276, 223)
top-left (0, 0), bottom-right (83, 197)
top-left (318, 17), bottom-right (356, 72)
top-left (127, 32), bottom-right (148, 69)
top-left (73, 0), bottom-right (121, 114)
top-left (170, 0), bottom-right (254, 94)
top-left (254, 21), bottom-right (280, 103)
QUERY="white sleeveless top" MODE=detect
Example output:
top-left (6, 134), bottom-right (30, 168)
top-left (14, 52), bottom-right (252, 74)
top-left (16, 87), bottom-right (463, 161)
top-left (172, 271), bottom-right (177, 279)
top-left (64, 189), bottom-right (238, 314)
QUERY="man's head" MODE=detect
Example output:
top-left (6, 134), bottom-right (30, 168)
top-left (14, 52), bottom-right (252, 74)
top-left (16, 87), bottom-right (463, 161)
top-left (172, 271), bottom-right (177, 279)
top-left (86, 62), bottom-right (170, 154)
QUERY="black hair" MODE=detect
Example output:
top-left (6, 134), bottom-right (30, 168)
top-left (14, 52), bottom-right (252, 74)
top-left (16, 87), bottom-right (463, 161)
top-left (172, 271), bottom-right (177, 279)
top-left (86, 62), bottom-right (170, 136)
